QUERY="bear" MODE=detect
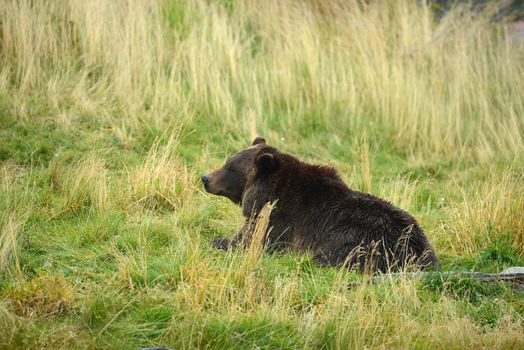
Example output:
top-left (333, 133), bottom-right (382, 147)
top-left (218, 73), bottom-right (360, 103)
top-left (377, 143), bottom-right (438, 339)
top-left (201, 137), bottom-right (439, 273)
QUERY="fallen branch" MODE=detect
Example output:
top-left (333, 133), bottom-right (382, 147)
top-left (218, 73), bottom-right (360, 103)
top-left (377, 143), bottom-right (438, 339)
top-left (348, 267), bottom-right (524, 290)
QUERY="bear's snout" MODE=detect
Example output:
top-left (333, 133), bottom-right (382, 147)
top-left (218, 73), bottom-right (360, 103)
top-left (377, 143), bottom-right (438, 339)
top-left (200, 174), bottom-right (210, 190)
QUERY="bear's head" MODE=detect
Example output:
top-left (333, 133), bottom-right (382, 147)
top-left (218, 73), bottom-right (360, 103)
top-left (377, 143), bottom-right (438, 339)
top-left (201, 137), bottom-right (279, 204)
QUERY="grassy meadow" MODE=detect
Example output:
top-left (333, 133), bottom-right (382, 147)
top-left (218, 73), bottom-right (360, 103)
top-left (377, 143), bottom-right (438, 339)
top-left (1, 0), bottom-right (523, 348)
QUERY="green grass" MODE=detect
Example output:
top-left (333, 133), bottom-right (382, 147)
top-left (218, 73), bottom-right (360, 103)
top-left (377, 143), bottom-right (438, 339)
top-left (1, 0), bottom-right (523, 348)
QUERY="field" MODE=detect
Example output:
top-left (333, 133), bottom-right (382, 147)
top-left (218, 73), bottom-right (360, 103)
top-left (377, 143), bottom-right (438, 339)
top-left (1, 0), bottom-right (523, 348)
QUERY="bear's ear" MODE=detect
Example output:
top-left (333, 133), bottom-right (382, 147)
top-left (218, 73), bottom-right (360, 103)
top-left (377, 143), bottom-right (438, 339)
top-left (252, 137), bottom-right (266, 146)
top-left (256, 153), bottom-right (278, 175)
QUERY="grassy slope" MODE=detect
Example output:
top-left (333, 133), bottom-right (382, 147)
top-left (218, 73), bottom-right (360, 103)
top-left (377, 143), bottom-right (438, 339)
top-left (0, 0), bottom-right (523, 348)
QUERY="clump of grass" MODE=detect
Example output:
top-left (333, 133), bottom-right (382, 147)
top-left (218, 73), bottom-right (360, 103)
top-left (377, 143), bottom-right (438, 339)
top-left (443, 169), bottom-right (524, 257)
top-left (0, 211), bottom-right (25, 273)
top-left (235, 201), bottom-right (276, 281)
top-left (172, 203), bottom-right (276, 314)
top-left (0, 162), bottom-right (27, 193)
top-left (6, 274), bottom-right (76, 318)
top-left (125, 135), bottom-right (192, 211)
top-left (55, 154), bottom-right (109, 213)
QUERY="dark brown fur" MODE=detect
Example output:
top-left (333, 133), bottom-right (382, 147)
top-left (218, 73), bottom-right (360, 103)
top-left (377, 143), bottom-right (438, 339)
top-left (201, 137), bottom-right (439, 273)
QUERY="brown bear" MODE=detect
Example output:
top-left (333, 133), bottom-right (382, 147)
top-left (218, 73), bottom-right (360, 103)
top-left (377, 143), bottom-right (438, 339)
top-left (201, 137), bottom-right (439, 273)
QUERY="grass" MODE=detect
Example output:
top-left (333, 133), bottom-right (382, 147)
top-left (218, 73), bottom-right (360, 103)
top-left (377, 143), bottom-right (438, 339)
top-left (0, 0), bottom-right (523, 348)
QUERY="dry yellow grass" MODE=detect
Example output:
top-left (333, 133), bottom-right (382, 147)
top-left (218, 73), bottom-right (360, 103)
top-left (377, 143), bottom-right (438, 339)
top-left (0, 0), bottom-right (522, 156)
top-left (445, 169), bottom-right (524, 256)
top-left (0, 212), bottom-right (25, 273)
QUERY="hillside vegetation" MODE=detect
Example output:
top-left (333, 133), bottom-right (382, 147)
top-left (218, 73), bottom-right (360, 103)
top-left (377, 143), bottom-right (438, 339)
top-left (0, 0), bottom-right (523, 348)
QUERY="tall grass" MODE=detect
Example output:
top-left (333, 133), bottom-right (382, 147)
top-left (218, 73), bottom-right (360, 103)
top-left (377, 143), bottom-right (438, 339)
top-left (0, 212), bottom-right (24, 273)
top-left (1, 0), bottom-right (522, 156)
top-left (0, 0), bottom-right (523, 348)
top-left (125, 134), bottom-right (191, 211)
top-left (445, 169), bottom-right (524, 256)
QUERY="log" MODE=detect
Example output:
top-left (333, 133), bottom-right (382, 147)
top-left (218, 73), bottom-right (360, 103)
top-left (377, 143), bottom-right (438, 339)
top-left (348, 267), bottom-right (524, 290)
